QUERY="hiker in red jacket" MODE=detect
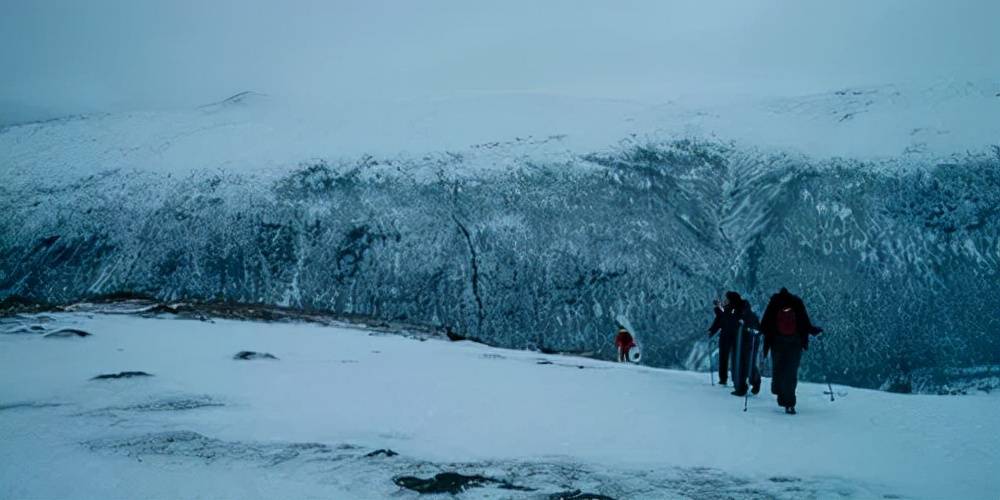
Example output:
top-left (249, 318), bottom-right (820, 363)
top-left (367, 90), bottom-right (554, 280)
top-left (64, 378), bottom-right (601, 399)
top-left (615, 326), bottom-right (636, 362)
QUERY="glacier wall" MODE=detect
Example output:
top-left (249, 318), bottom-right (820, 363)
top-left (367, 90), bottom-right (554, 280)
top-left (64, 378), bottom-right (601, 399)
top-left (2, 139), bottom-right (999, 390)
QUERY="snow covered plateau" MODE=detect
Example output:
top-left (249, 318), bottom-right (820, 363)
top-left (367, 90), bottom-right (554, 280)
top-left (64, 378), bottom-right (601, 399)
top-left (1, 309), bottom-right (998, 499)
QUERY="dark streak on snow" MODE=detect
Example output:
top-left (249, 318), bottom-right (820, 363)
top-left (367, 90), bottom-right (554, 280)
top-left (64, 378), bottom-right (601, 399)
top-left (365, 449), bottom-right (399, 458)
top-left (393, 472), bottom-right (536, 494)
top-left (233, 351), bottom-right (278, 360)
top-left (0, 401), bottom-right (62, 411)
top-left (91, 371), bottom-right (152, 380)
top-left (44, 328), bottom-right (92, 338)
top-left (81, 429), bottom-right (900, 498)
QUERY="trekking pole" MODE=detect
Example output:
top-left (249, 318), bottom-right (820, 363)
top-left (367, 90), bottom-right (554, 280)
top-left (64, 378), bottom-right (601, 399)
top-left (818, 333), bottom-right (835, 402)
top-left (743, 331), bottom-right (758, 412)
top-left (709, 336), bottom-right (716, 386)
top-left (742, 337), bottom-right (751, 412)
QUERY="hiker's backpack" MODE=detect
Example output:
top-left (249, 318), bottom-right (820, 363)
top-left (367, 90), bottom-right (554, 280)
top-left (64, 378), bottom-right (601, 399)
top-left (777, 307), bottom-right (797, 336)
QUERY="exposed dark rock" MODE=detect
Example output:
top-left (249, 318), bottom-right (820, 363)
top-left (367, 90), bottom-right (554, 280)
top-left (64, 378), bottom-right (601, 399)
top-left (146, 303), bottom-right (183, 314)
top-left (365, 449), bottom-right (398, 458)
top-left (44, 328), bottom-right (92, 338)
top-left (91, 371), bottom-right (152, 380)
top-left (537, 360), bottom-right (554, 365)
top-left (233, 351), bottom-right (278, 360)
top-left (769, 476), bottom-right (801, 483)
top-left (393, 472), bottom-right (535, 495)
top-left (444, 326), bottom-right (494, 346)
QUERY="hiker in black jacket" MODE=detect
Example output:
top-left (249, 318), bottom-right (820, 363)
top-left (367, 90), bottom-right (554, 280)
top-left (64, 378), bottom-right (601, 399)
top-left (732, 299), bottom-right (762, 397)
top-left (708, 291), bottom-right (758, 392)
top-left (760, 288), bottom-right (823, 414)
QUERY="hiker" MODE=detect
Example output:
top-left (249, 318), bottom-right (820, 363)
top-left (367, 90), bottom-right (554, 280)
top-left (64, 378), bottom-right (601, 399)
top-left (760, 287), bottom-right (823, 414)
top-left (707, 291), bottom-right (743, 387)
top-left (708, 291), bottom-right (760, 395)
top-left (732, 299), bottom-right (762, 397)
top-left (615, 326), bottom-right (635, 362)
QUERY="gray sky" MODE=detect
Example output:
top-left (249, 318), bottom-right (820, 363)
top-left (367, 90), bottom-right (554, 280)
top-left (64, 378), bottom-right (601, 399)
top-left (1, 0), bottom-right (998, 122)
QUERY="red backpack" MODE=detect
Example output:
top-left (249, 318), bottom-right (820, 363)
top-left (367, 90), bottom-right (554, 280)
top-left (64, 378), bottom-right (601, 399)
top-left (777, 307), bottom-right (797, 336)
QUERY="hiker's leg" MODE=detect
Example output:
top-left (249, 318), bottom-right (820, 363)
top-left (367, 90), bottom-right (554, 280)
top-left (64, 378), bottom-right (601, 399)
top-left (788, 345), bottom-right (803, 407)
top-left (718, 336), bottom-right (731, 384)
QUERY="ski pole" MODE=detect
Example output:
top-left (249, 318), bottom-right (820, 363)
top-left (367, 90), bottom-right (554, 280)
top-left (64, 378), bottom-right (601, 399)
top-left (743, 331), bottom-right (758, 412)
top-left (818, 333), bottom-right (835, 402)
top-left (743, 335), bottom-right (751, 411)
top-left (709, 336), bottom-right (716, 386)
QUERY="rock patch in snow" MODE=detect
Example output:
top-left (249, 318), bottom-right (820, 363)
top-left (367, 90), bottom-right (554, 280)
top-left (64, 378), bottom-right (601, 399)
top-left (91, 371), bottom-right (152, 380)
top-left (393, 472), bottom-right (535, 495)
top-left (233, 351), bottom-right (278, 360)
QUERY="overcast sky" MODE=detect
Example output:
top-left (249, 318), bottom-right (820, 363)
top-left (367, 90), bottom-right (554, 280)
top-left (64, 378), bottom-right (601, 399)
top-left (1, 0), bottom-right (998, 121)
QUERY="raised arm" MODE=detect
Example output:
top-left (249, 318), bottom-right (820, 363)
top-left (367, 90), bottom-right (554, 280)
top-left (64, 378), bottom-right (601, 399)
top-left (708, 312), bottom-right (722, 337)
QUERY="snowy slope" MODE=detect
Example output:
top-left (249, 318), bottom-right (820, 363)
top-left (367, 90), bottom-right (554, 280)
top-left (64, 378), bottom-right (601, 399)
top-left (3, 80), bottom-right (999, 186)
top-left (1, 312), bottom-right (998, 499)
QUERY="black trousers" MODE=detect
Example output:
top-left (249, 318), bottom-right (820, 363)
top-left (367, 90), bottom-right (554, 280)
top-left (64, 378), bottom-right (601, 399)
top-left (733, 331), bottom-right (762, 393)
top-left (717, 333), bottom-right (734, 384)
top-left (770, 335), bottom-right (803, 407)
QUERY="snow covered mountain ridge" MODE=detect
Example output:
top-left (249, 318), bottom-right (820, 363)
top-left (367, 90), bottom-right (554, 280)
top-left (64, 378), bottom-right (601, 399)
top-left (2, 81), bottom-right (999, 391)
